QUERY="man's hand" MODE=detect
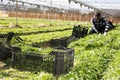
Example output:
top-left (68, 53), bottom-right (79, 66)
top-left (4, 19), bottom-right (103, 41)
top-left (93, 26), bottom-right (99, 33)
top-left (104, 32), bottom-right (107, 36)
top-left (95, 29), bottom-right (99, 34)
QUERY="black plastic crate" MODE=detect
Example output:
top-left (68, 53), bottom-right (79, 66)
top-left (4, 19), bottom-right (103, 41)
top-left (51, 47), bottom-right (74, 76)
top-left (0, 32), bottom-right (21, 60)
top-left (14, 48), bottom-right (74, 76)
top-left (72, 25), bottom-right (88, 38)
top-left (14, 52), bottom-right (55, 73)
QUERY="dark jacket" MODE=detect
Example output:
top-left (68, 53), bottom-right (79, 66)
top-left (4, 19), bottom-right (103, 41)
top-left (92, 17), bottom-right (106, 33)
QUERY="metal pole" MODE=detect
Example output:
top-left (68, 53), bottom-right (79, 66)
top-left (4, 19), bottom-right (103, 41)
top-left (42, 7), bottom-right (45, 19)
top-left (12, 51), bottom-right (16, 68)
top-left (68, 3), bottom-right (70, 21)
top-left (64, 10), bottom-right (66, 21)
top-left (16, 0), bottom-right (18, 25)
top-left (1, 0), bottom-right (3, 2)
top-left (50, 0), bottom-right (52, 26)
top-left (68, 3), bottom-right (70, 25)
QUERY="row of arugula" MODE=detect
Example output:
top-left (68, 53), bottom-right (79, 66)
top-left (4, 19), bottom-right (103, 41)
top-left (59, 25), bottom-right (120, 80)
top-left (0, 18), bottom-right (120, 80)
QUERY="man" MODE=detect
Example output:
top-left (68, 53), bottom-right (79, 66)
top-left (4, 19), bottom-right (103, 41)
top-left (106, 19), bottom-right (114, 30)
top-left (89, 12), bottom-right (107, 34)
top-left (103, 19), bottom-right (114, 36)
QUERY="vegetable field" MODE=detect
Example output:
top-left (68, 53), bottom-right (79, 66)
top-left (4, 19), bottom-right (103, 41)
top-left (0, 18), bottom-right (120, 80)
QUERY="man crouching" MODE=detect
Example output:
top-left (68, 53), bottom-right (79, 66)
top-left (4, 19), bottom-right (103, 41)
top-left (89, 12), bottom-right (106, 34)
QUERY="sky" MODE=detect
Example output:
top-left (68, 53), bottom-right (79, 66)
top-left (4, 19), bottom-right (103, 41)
top-left (21, 0), bottom-right (120, 9)
top-left (0, 0), bottom-right (120, 13)
top-left (80, 0), bottom-right (120, 9)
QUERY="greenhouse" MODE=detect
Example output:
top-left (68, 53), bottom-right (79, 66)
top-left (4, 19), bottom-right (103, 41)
top-left (0, 0), bottom-right (120, 80)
